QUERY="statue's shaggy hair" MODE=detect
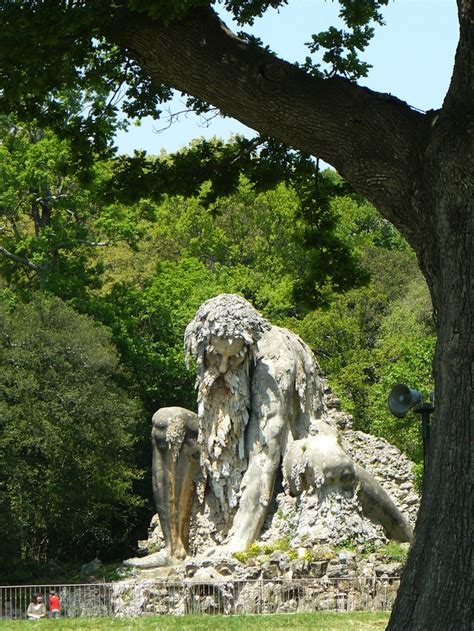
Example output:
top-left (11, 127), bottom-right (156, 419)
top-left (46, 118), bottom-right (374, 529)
top-left (184, 294), bottom-right (271, 368)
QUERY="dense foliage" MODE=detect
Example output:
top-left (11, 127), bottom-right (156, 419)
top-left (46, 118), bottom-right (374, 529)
top-left (0, 293), bottom-right (143, 581)
top-left (0, 116), bottom-right (147, 302)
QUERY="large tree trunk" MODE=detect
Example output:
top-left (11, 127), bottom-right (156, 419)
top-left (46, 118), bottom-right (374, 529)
top-left (387, 80), bottom-right (474, 629)
top-left (388, 242), bottom-right (473, 630)
top-left (106, 3), bottom-right (473, 628)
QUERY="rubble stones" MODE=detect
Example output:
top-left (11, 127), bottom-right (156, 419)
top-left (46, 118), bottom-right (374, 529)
top-left (112, 555), bottom-right (402, 617)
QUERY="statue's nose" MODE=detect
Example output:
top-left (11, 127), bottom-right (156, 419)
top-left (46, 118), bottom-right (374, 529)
top-left (218, 355), bottom-right (228, 373)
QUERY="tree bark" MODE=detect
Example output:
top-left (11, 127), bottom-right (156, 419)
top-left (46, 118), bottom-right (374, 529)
top-left (387, 20), bottom-right (474, 620)
top-left (388, 227), bottom-right (473, 631)
top-left (106, 4), bottom-right (473, 629)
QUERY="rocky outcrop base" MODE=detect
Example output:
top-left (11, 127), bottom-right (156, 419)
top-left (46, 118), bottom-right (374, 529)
top-left (112, 573), bottom-right (401, 617)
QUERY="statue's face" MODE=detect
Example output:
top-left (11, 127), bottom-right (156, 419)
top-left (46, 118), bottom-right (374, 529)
top-left (207, 335), bottom-right (247, 374)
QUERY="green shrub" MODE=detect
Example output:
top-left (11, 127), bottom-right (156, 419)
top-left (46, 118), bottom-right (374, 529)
top-left (377, 541), bottom-right (409, 563)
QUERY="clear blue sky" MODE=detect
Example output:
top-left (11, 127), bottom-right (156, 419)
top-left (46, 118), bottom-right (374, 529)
top-left (115, 0), bottom-right (458, 156)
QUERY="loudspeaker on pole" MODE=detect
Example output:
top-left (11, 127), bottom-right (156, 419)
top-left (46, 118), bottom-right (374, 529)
top-left (387, 384), bottom-right (423, 419)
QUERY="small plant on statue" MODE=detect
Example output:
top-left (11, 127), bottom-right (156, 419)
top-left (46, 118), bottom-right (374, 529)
top-left (378, 541), bottom-right (409, 563)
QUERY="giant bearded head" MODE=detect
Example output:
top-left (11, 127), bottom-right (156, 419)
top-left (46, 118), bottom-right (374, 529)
top-left (184, 294), bottom-right (271, 512)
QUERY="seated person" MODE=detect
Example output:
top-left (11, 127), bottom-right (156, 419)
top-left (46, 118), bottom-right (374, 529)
top-left (49, 591), bottom-right (61, 618)
top-left (26, 593), bottom-right (46, 620)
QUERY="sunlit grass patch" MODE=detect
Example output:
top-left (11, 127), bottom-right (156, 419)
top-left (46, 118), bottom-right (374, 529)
top-left (0, 611), bottom-right (390, 630)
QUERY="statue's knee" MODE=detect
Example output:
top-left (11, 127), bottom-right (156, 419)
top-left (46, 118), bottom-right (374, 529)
top-left (152, 408), bottom-right (171, 443)
top-left (152, 407), bottom-right (199, 454)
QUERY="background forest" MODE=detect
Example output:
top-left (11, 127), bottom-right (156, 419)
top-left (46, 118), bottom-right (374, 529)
top-left (0, 116), bottom-right (435, 582)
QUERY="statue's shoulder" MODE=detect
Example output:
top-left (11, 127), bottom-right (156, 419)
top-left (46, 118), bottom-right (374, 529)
top-left (258, 325), bottom-right (309, 350)
top-left (256, 325), bottom-right (286, 349)
top-left (256, 325), bottom-right (322, 377)
top-left (255, 325), bottom-right (309, 359)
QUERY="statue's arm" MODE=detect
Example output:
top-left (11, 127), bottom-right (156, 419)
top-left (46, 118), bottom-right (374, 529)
top-left (355, 464), bottom-right (413, 543)
top-left (225, 414), bottom-right (287, 552)
top-left (226, 361), bottom-right (291, 552)
top-left (151, 407), bottom-right (199, 559)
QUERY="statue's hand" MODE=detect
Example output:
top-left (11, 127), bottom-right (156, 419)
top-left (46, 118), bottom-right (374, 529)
top-left (123, 550), bottom-right (171, 568)
top-left (202, 540), bottom-right (243, 558)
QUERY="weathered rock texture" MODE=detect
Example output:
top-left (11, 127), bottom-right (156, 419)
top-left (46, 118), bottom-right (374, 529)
top-left (112, 575), bottom-right (401, 617)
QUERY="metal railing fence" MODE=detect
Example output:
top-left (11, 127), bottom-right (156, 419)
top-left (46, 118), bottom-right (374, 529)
top-left (0, 577), bottom-right (400, 619)
top-left (0, 583), bottom-right (113, 619)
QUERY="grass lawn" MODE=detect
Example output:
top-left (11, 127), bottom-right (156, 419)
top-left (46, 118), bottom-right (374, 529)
top-left (0, 612), bottom-right (389, 630)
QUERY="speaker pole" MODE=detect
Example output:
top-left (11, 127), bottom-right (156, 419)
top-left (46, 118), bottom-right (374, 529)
top-left (388, 384), bottom-right (435, 482)
top-left (414, 402), bottom-right (434, 477)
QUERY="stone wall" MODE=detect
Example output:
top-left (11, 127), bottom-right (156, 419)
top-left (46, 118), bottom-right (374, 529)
top-left (112, 575), bottom-right (400, 617)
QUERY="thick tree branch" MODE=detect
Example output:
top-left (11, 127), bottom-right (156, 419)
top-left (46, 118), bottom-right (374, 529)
top-left (108, 6), bottom-right (429, 233)
top-left (54, 239), bottom-right (110, 248)
top-left (0, 246), bottom-right (42, 271)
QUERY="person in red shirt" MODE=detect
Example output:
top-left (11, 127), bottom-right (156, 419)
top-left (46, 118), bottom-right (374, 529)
top-left (49, 591), bottom-right (61, 618)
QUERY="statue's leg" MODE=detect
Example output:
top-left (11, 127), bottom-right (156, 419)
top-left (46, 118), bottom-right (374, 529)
top-left (152, 407), bottom-right (199, 560)
top-left (355, 464), bottom-right (413, 543)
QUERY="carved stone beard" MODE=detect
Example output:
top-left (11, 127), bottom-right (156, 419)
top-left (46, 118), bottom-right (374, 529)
top-left (195, 356), bottom-right (251, 517)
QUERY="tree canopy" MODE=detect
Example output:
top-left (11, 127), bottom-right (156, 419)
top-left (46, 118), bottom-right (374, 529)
top-left (0, 115), bottom-right (149, 301)
top-left (0, 293), bottom-right (143, 580)
top-left (0, 1), bottom-right (390, 162)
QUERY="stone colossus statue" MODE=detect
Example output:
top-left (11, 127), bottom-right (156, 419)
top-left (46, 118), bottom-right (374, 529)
top-left (126, 294), bottom-right (412, 567)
